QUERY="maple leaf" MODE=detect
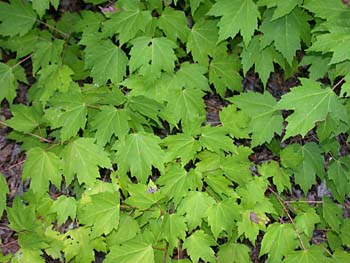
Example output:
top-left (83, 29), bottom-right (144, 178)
top-left (190, 0), bottom-right (206, 15)
top-left (206, 198), bottom-right (239, 239)
top-left (218, 242), bottom-right (251, 263)
top-left (60, 138), bottom-right (111, 185)
top-left (0, 62), bottom-right (17, 103)
top-left (113, 132), bottom-right (164, 183)
top-left (106, 214), bottom-right (140, 246)
top-left (278, 78), bottom-right (347, 139)
top-left (63, 227), bottom-right (106, 263)
top-left (164, 87), bottom-right (206, 126)
top-left (37, 65), bottom-right (74, 104)
top-left (32, 0), bottom-right (59, 18)
top-left (84, 40), bottom-right (128, 84)
top-left (220, 105), bottom-right (250, 139)
top-left (303, 0), bottom-right (347, 19)
top-left (323, 196), bottom-right (342, 232)
top-left (162, 134), bottom-right (201, 164)
top-left (259, 161), bottom-right (291, 194)
top-left (186, 19), bottom-right (218, 66)
top-left (0, 0), bottom-right (37, 37)
top-left (50, 196), bottom-right (77, 225)
top-left (90, 106), bottom-right (130, 145)
top-left (158, 7), bottom-right (189, 42)
top-left (103, 7), bottom-right (152, 44)
top-left (160, 213), bottom-right (187, 249)
top-left (183, 230), bottom-right (216, 263)
top-left (327, 157), bottom-right (350, 198)
top-left (258, 0), bottom-right (303, 20)
top-left (105, 241), bottom-right (154, 263)
top-left (172, 62), bottom-right (210, 91)
top-left (45, 88), bottom-right (88, 142)
top-left (260, 223), bottom-right (298, 263)
top-left (260, 7), bottom-right (310, 64)
top-left (6, 105), bottom-right (42, 133)
top-left (157, 164), bottom-right (202, 204)
top-left (295, 209), bottom-right (320, 238)
top-left (283, 245), bottom-right (331, 263)
top-left (78, 191), bottom-right (120, 237)
top-left (22, 148), bottom-right (61, 193)
top-left (209, 47), bottom-right (242, 95)
top-left (32, 39), bottom-right (65, 73)
top-left (241, 36), bottom-right (285, 85)
top-left (199, 126), bottom-right (236, 153)
top-left (229, 91), bottom-right (283, 146)
top-left (207, 0), bottom-right (260, 46)
top-left (125, 183), bottom-right (164, 210)
top-left (280, 143), bottom-right (324, 194)
top-left (178, 191), bottom-right (215, 230)
top-left (129, 37), bottom-right (177, 78)
top-left (308, 33), bottom-right (350, 65)
top-left (0, 173), bottom-right (9, 217)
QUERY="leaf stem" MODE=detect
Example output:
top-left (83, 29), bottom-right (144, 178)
top-left (163, 242), bottom-right (169, 263)
top-left (11, 54), bottom-right (32, 69)
top-left (268, 186), bottom-right (307, 251)
top-left (332, 77), bottom-right (345, 91)
top-left (36, 20), bottom-right (70, 39)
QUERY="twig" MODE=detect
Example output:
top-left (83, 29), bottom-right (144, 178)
top-left (2, 160), bottom-right (26, 171)
top-left (11, 55), bottom-right (32, 69)
top-left (284, 200), bottom-right (323, 204)
top-left (332, 77), bottom-right (345, 91)
top-left (268, 186), bottom-right (307, 251)
top-left (163, 242), bottom-right (169, 263)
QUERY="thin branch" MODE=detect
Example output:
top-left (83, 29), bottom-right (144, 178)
top-left (2, 160), bottom-right (26, 171)
top-left (0, 120), bottom-right (53, 143)
top-left (268, 186), bottom-right (307, 251)
top-left (11, 54), bottom-right (32, 69)
top-left (332, 77), bottom-right (345, 91)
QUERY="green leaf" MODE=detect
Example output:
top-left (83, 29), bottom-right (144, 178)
top-left (106, 214), bottom-right (140, 246)
top-left (260, 223), bottom-right (298, 263)
top-left (45, 88), bottom-right (87, 141)
top-left (85, 40), bottom-right (128, 84)
top-left (37, 64), bottom-right (74, 104)
top-left (22, 148), bottom-right (61, 193)
top-left (278, 78), bottom-right (346, 139)
top-left (113, 132), bottom-right (164, 183)
top-left (259, 161), bottom-right (291, 194)
top-left (162, 134), bottom-right (201, 164)
top-left (295, 209), bottom-right (320, 238)
top-left (183, 230), bottom-right (216, 263)
top-left (105, 241), bottom-right (154, 263)
top-left (157, 164), bottom-right (201, 204)
top-left (0, 62), bottom-right (17, 102)
top-left (260, 7), bottom-right (310, 64)
top-left (209, 48), bottom-right (242, 95)
top-left (241, 36), bottom-right (284, 85)
top-left (129, 37), bottom-right (177, 78)
top-left (283, 245), bottom-right (330, 263)
top-left (103, 7), bottom-right (152, 44)
top-left (280, 143), bottom-right (324, 194)
top-left (125, 183), bottom-right (164, 210)
top-left (164, 87), bottom-right (206, 125)
top-left (0, 173), bottom-right (8, 217)
top-left (327, 157), bottom-right (350, 198)
top-left (61, 138), bottom-right (111, 185)
top-left (206, 198), bottom-right (239, 239)
top-left (323, 196), bottom-right (342, 233)
top-left (6, 105), bottom-right (41, 133)
top-left (229, 91), bottom-right (283, 146)
top-left (178, 191), bottom-right (215, 230)
top-left (199, 126), bottom-right (236, 153)
top-left (91, 106), bottom-right (130, 145)
top-left (0, 0), bottom-right (36, 37)
top-left (308, 33), bottom-right (350, 65)
top-left (32, 39), bottom-right (64, 73)
top-left (78, 191), bottom-right (120, 237)
top-left (220, 105), bottom-right (250, 139)
top-left (186, 19), bottom-right (218, 66)
top-left (32, 0), bottom-right (58, 18)
top-left (258, 0), bottom-right (303, 20)
top-left (7, 197), bottom-right (40, 232)
top-left (160, 213), bottom-right (187, 249)
top-left (172, 62), bottom-right (210, 91)
top-left (50, 196), bottom-right (77, 225)
top-left (207, 0), bottom-right (259, 46)
top-left (218, 243), bottom-right (251, 263)
top-left (63, 227), bottom-right (106, 263)
top-left (340, 219), bottom-right (350, 247)
top-left (158, 7), bottom-right (189, 42)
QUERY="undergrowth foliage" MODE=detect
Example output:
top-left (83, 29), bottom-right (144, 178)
top-left (0, 0), bottom-right (350, 262)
